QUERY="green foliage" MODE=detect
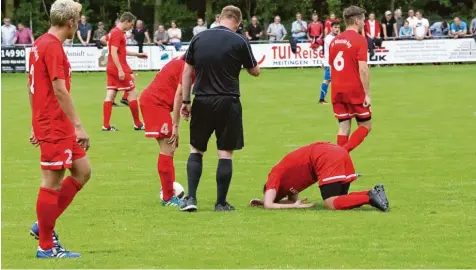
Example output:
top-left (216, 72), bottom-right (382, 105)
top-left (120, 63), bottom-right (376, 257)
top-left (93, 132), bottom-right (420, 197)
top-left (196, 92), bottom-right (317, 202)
top-left (13, 0), bottom-right (49, 38)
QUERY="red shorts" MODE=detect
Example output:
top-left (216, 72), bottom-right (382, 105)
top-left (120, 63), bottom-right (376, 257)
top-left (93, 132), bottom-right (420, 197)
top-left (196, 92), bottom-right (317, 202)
top-left (140, 102), bottom-right (172, 139)
top-left (39, 138), bottom-right (86, 170)
top-left (106, 72), bottom-right (135, 91)
top-left (317, 148), bottom-right (357, 186)
top-left (332, 103), bottom-right (372, 120)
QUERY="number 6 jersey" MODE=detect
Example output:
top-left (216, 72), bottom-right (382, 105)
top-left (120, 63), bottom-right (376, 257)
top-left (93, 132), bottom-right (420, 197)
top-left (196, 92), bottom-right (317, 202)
top-left (329, 30), bottom-right (368, 104)
top-left (28, 33), bottom-right (74, 142)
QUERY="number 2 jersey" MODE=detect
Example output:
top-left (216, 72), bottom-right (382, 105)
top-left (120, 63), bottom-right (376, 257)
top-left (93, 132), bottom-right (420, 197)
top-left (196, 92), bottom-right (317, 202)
top-left (28, 33), bottom-right (75, 142)
top-left (329, 30), bottom-right (368, 104)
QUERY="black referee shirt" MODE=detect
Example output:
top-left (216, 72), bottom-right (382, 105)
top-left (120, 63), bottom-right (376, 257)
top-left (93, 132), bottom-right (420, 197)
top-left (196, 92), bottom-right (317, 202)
top-left (185, 25), bottom-right (257, 97)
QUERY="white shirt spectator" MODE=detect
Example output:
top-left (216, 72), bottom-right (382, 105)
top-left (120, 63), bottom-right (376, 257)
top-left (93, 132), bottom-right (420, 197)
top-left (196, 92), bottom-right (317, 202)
top-left (1, 20), bottom-right (17, 46)
top-left (323, 33), bottom-right (336, 67)
top-left (369, 20), bottom-right (376, 37)
top-left (414, 18), bottom-right (429, 37)
top-left (470, 18), bottom-right (476, 34)
top-left (210, 22), bottom-right (219, 28)
top-left (407, 16), bottom-right (419, 28)
top-left (125, 30), bottom-right (135, 44)
top-left (167, 27), bottom-right (182, 43)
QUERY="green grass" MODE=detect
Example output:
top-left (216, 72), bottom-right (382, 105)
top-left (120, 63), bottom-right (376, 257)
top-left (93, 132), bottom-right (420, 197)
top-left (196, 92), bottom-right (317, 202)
top-left (2, 65), bottom-right (476, 268)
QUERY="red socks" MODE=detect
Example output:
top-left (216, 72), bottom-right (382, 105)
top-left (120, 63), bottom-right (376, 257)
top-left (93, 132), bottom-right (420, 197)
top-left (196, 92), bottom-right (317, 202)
top-left (344, 126), bottom-right (369, 152)
top-left (37, 188), bottom-right (60, 250)
top-left (56, 176), bottom-right (83, 219)
top-left (333, 193), bottom-right (370, 210)
top-left (122, 91), bottom-right (129, 100)
top-left (337, 135), bottom-right (349, 147)
top-left (103, 101), bottom-right (113, 128)
top-left (128, 100), bottom-right (142, 127)
top-left (158, 154), bottom-right (175, 201)
top-left (349, 190), bottom-right (370, 196)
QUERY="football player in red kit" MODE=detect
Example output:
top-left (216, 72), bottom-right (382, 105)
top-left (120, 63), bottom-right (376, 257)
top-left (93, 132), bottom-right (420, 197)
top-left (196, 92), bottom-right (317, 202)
top-left (249, 142), bottom-right (389, 211)
top-left (329, 6), bottom-right (372, 152)
top-left (27, 0), bottom-right (91, 258)
top-left (102, 12), bottom-right (148, 131)
top-left (139, 56), bottom-right (195, 207)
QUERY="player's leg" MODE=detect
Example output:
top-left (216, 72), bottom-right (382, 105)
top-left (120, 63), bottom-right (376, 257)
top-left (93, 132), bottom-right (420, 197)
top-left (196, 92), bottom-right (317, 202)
top-left (319, 67), bottom-right (331, 104)
top-left (103, 89), bottom-right (118, 131)
top-left (121, 91), bottom-right (129, 106)
top-left (125, 89), bottom-right (144, 130)
top-left (343, 105), bottom-right (372, 152)
top-left (333, 103), bottom-right (352, 147)
top-left (157, 138), bottom-right (182, 206)
top-left (181, 97), bottom-right (214, 212)
top-left (214, 96), bottom-right (243, 211)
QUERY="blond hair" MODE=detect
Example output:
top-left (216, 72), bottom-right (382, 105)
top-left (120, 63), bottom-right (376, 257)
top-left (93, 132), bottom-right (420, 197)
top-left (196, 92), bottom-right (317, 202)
top-left (343, 5), bottom-right (365, 26)
top-left (120, 12), bottom-right (136, 23)
top-left (220, 5), bottom-right (242, 23)
top-left (50, 0), bottom-right (82, 26)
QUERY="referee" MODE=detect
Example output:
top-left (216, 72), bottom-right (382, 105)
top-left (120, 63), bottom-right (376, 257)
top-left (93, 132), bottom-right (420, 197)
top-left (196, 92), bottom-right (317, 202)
top-left (180, 5), bottom-right (260, 212)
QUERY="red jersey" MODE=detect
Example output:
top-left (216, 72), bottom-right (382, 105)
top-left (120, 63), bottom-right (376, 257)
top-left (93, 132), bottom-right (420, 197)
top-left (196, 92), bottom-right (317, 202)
top-left (107, 27), bottom-right (131, 74)
top-left (28, 33), bottom-right (74, 142)
top-left (308, 21), bottom-right (323, 37)
top-left (329, 30), bottom-right (368, 104)
top-left (266, 142), bottom-right (344, 199)
top-left (141, 58), bottom-right (195, 111)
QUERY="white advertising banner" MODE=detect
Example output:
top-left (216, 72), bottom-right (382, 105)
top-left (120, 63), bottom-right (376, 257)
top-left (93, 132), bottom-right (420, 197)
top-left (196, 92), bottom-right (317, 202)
top-left (24, 38), bottom-right (476, 72)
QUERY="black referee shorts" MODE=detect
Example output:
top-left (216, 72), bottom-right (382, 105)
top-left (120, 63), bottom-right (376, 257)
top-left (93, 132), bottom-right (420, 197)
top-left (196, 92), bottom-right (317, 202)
top-left (190, 95), bottom-right (244, 152)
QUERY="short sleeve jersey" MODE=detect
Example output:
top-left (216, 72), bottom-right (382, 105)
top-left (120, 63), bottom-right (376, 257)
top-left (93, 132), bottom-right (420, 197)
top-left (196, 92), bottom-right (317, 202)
top-left (141, 58), bottom-right (195, 111)
top-left (107, 27), bottom-right (131, 74)
top-left (28, 33), bottom-right (74, 142)
top-left (265, 142), bottom-right (337, 200)
top-left (329, 30), bottom-right (368, 104)
top-left (184, 26), bottom-right (257, 96)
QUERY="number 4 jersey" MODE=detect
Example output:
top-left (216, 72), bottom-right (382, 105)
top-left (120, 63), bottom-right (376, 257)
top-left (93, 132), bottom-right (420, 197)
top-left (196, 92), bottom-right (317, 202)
top-left (28, 33), bottom-right (75, 142)
top-left (329, 30), bottom-right (368, 104)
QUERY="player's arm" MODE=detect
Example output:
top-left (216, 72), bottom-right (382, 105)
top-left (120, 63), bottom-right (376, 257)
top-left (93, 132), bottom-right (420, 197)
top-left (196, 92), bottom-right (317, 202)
top-left (110, 45), bottom-right (124, 74)
top-left (242, 41), bottom-right (260, 77)
top-left (359, 61), bottom-right (370, 96)
top-left (100, 35), bottom-right (107, 45)
top-left (181, 63), bottom-right (193, 103)
top-left (52, 79), bottom-right (82, 128)
top-left (263, 189), bottom-right (313, 209)
top-left (126, 50), bottom-right (147, 58)
top-left (168, 83), bottom-right (183, 147)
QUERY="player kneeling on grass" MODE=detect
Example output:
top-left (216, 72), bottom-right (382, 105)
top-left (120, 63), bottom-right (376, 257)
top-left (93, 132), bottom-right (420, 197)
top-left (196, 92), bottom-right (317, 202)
top-left (250, 142), bottom-right (389, 211)
top-left (139, 55), bottom-right (194, 207)
top-left (27, 0), bottom-right (92, 258)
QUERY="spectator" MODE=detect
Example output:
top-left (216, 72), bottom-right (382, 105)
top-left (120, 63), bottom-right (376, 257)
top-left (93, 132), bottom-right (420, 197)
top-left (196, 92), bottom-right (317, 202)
top-left (237, 22), bottom-right (244, 35)
top-left (246, 16), bottom-right (262, 41)
top-left (267, 15), bottom-right (287, 42)
top-left (307, 13), bottom-right (323, 45)
top-left (394, 9), bottom-right (404, 37)
top-left (77, 15), bottom-right (92, 45)
top-left (324, 13), bottom-right (338, 36)
top-left (193, 18), bottom-right (207, 36)
top-left (406, 9), bottom-right (418, 28)
top-left (430, 21), bottom-right (449, 37)
top-left (1, 17), bottom-right (16, 46)
top-left (167, 20), bottom-right (182, 50)
top-left (125, 29), bottom-right (135, 44)
top-left (450, 17), bottom-right (467, 38)
top-left (64, 39), bottom-right (73, 45)
top-left (364, 13), bottom-right (382, 57)
top-left (154, 24), bottom-right (169, 47)
top-left (471, 17), bottom-right (476, 40)
top-left (291, 12), bottom-right (308, 42)
top-left (13, 23), bottom-right (34, 45)
top-left (413, 11), bottom-right (430, 40)
top-left (93, 21), bottom-right (107, 48)
top-left (132, 20), bottom-right (151, 53)
top-left (399, 20), bottom-right (413, 38)
top-left (210, 14), bottom-right (220, 28)
top-left (381, 10), bottom-right (397, 39)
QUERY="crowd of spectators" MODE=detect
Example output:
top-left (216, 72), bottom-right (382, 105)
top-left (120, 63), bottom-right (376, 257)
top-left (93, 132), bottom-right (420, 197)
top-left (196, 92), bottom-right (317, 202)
top-left (1, 10), bottom-right (476, 48)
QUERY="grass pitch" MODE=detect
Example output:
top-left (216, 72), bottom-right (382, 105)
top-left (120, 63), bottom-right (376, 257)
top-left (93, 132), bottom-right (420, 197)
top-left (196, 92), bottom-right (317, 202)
top-left (2, 65), bottom-right (476, 268)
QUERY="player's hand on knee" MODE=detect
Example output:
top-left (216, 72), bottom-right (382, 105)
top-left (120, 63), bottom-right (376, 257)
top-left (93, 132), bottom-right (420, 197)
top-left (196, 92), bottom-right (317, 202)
top-left (168, 125), bottom-right (179, 148)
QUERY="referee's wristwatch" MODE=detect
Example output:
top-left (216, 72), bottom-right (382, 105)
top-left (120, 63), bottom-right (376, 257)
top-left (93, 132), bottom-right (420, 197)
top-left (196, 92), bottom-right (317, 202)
top-left (183, 100), bottom-right (191, 104)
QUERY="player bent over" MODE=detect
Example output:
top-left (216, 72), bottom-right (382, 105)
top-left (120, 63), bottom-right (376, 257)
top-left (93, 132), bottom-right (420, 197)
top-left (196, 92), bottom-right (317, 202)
top-left (250, 142), bottom-right (389, 211)
top-left (319, 21), bottom-right (340, 104)
top-left (329, 6), bottom-right (372, 152)
top-left (27, 0), bottom-right (91, 258)
top-left (102, 12), bottom-right (148, 131)
top-left (139, 56), bottom-right (194, 207)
